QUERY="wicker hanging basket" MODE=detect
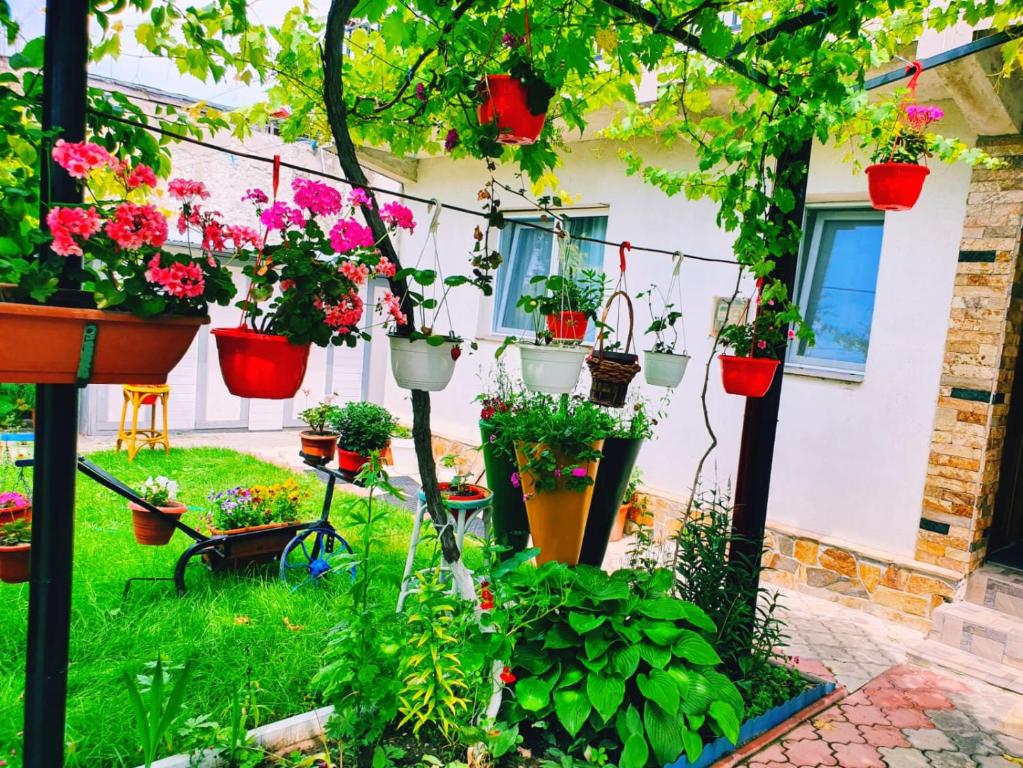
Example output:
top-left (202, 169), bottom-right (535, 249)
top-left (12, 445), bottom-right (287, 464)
top-left (587, 291), bottom-right (642, 407)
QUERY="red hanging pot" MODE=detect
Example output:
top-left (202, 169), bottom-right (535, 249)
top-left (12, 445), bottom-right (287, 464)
top-left (865, 162), bottom-right (930, 211)
top-left (477, 75), bottom-right (546, 146)
top-left (211, 327), bottom-right (311, 400)
top-left (719, 355), bottom-right (780, 398)
top-left (545, 311), bottom-right (588, 342)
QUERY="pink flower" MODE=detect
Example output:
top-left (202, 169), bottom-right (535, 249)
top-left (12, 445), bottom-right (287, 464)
top-left (167, 178), bottom-right (210, 202)
top-left (444, 129), bottom-right (460, 152)
top-left (378, 291), bottom-right (407, 325)
top-left (380, 201), bottom-right (415, 233)
top-left (375, 257), bottom-right (397, 278)
top-left (340, 260), bottom-right (371, 286)
top-left (905, 104), bottom-right (944, 130)
top-left (510, 472), bottom-right (521, 488)
top-left (788, 329), bottom-right (796, 340)
top-left (242, 188), bottom-right (269, 205)
top-left (125, 164), bottom-right (158, 190)
top-left (260, 202), bottom-right (305, 231)
top-left (280, 279), bottom-right (295, 292)
top-left (320, 290), bottom-right (365, 332)
top-left (415, 83), bottom-right (427, 102)
top-left (105, 203), bottom-right (168, 250)
top-left (226, 225), bottom-right (262, 251)
top-left (329, 218), bottom-right (375, 253)
top-left (348, 188), bottom-right (373, 208)
top-left (757, 339), bottom-right (767, 350)
top-left (570, 467), bottom-right (587, 478)
top-left (554, 469), bottom-right (561, 478)
top-left (46, 206), bottom-right (103, 256)
top-left (291, 177), bottom-right (344, 217)
top-left (51, 140), bottom-right (112, 178)
top-left (145, 255), bottom-right (206, 299)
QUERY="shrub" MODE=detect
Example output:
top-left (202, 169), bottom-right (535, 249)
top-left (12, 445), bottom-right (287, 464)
top-left (331, 402), bottom-right (395, 456)
top-left (0, 519), bottom-right (30, 545)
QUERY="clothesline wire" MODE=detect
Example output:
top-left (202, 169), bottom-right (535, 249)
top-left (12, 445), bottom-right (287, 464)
top-left (88, 106), bottom-right (742, 267)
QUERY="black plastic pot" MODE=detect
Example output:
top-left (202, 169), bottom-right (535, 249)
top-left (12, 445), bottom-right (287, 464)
top-left (579, 436), bottom-right (643, 566)
top-left (480, 420), bottom-right (530, 558)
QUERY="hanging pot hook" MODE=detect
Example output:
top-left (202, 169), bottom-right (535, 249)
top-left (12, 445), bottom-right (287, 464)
top-left (427, 198), bottom-right (442, 234)
top-left (905, 60), bottom-right (923, 92)
top-left (619, 241), bottom-right (631, 273)
top-left (671, 250), bottom-right (684, 277)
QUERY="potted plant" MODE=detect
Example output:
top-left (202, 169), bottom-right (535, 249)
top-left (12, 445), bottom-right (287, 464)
top-left (0, 491), bottom-right (31, 525)
top-left (718, 303), bottom-right (795, 398)
top-left (527, 269), bottom-right (605, 342)
top-left (438, 454), bottom-right (489, 502)
top-left (205, 480), bottom-right (307, 569)
top-left (330, 401), bottom-right (396, 474)
top-left (586, 291), bottom-right (642, 407)
top-left (297, 400), bottom-right (342, 462)
top-left (217, 183), bottom-right (409, 399)
top-left (1, 144), bottom-right (237, 385)
top-left (477, 32), bottom-right (556, 146)
top-left (865, 102), bottom-right (944, 211)
top-left (496, 393), bottom-right (613, 565)
top-left (0, 518), bottom-right (31, 584)
top-left (129, 476), bottom-right (186, 546)
top-left (579, 401), bottom-right (651, 566)
top-left (638, 285), bottom-right (690, 388)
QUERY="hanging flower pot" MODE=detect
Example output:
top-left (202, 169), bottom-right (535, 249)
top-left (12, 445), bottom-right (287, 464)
top-left (519, 344), bottom-right (587, 395)
top-left (129, 500), bottom-right (186, 546)
top-left (719, 355), bottom-right (780, 398)
top-left (211, 327), bottom-right (311, 400)
top-left (587, 291), bottom-right (641, 408)
top-left (545, 311), bottom-right (588, 342)
top-left (0, 542), bottom-right (30, 584)
top-left (388, 334), bottom-right (460, 392)
top-left (336, 447), bottom-right (370, 475)
top-left (477, 74), bottom-right (547, 146)
top-left (865, 162), bottom-right (930, 211)
top-left (0, 298), bottom-right (207, 384)
top-left (299, 432), bottom-right (338, 463)
top-left (514, 441), bottom-right (603, 566)
top-left (643, 350), bottom-right (690, 388)
top-left (0, 494), bottom-right (31, 525)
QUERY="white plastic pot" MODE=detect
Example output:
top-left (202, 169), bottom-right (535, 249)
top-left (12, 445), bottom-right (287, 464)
top-left (519, 344), bottom-right (587, 395)
top-left (389, 335), bottom-right (459, 391)
top-left (643, 350), bottom-right (690, 388)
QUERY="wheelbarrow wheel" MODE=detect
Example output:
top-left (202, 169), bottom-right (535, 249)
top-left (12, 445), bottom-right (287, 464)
top-left (280, 526), bottom-right (355, 590)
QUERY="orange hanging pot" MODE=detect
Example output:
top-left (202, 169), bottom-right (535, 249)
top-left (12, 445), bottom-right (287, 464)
top-left (211, 327), bottom-right (311, 400)
top-left (719, 355), bottom-right (780, 398)
top-left (865, 162), bottom-right (930, 211)
top-left (477, 74), bottom-right (546, 146)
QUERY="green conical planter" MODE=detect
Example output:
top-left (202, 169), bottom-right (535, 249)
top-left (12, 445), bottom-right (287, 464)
top-left (579, 437), bottom-right (643, 566)
top-left (480, 420), bottom-right (530, 558)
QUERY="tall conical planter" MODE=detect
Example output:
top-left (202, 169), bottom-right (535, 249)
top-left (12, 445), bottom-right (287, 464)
top-left (579, 437), bottom-right (643, 567)
top-left (515, 441), bottom-right (603, 566)
top-left (479, 421), bottom-right (530, 559)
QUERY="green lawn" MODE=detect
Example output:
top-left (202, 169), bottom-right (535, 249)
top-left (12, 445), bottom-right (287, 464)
top-left (0, 447), bottom-right (464, 767)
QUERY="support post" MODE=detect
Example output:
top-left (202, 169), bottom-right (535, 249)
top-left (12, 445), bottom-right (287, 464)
top-left (23, 0), bottom-right (89, 765)
top-left (728, 139), bottom-right (812, 620)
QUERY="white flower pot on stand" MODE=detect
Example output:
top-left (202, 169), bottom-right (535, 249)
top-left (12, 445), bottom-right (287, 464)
top-left (643, 350), bottom-right (690, 388)
top-left (519, 344), bottom-right (587, 395)
top-left (389, 335), bottom-right (459, 391)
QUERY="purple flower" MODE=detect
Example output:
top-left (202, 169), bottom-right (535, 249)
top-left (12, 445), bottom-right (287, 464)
top-left (489, 434), bottom-right (497, 443)
top-left (415, 83), bottom-right (426, 102)
top-left (510, 472), bottom-right (520, 489)
top-left (502, 33), bottom-right (523, 48)
top-left (554, 469), bottom-right (561, 478)
top-left (571, 467), bottom-right (587, 478)
top-left (444, 128), bottom-right (460, 152)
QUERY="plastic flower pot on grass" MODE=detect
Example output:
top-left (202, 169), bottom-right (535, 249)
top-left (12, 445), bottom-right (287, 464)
top-left (129, 500), bottom-right (186, 546)
top-left (212, 327), bottom-right (311, 400)
top-left (388, 335), bottom-right (459, 392)
top-left (579, 436), bottom-right (643, 566)
top-left (0, 542), bottom-right (30, 583)
top-left (643, 350), bottom-right (691, 388)
top-left (719, 355), bottom-right (780, 398)
top-left (519, 344), bottom-right (587, 395)
top-left (477, 74), bottom-right (546, 146)
top-left (479, 420), bottom-right (530, 558)
top-left (545, 311), bottom-right (588, 342)
top-left (865, 162), bottom-right (930, 211)
top-left (514, 441), bottom-right (603, 566)
top-left (299, 432), bottom-right (338, 463)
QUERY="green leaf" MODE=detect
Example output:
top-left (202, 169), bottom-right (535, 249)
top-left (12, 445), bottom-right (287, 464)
top-left (637, 670), bottom-right (680, 715)
top-left (553, 688), bottom-right (592, 738)
top-left (643, 701), bottom-right (684, 765)
top-left (585, 673), bottom-right (625, 722)
top-left (544, 622), bottom-right (578, 650)
top-left (638, 642), bottom-right (671, 669)
top-left (641, 620), bottom-right (684, 646)
top-left (682, 727), bottom-right (704, 764)
top-left (609, 644), bottom-right (641, 679)
top-left (680, 604), bottom-right (717, 634)
top-left (585, 631), bottom-right (613, 660)
top-left (490, 725), bottom-right (519, 758)
top-left (568, 612), bottom-right (607, 635)
top-left (637, 598), bottom-right (687, 620)
top-left (709, 700), bottom-right (740, 744)
top-left (10, 37), bottom-right (44, 69)
top-left (515, 677), bottom-right (551, 712)
top-left (620, 733), bottom-right (649, 768)
top-left (672, 630), bottom-right (722, 666)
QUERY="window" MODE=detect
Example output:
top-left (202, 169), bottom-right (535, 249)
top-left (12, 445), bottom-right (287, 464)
top-left (492, 214), bottom-right (608, 336)
top-left (787, 209), bottom-right (884, 375)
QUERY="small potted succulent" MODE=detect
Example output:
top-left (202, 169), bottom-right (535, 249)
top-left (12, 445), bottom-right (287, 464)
top-left (438, 454), bottom-right (490, 502)
top-left (638, 285), bottom-right (690, 388)
top-left (297, 399), bottom-right (342, 462)
top-left (477, 32), bottom-right (556, 146)
top-left (0, 518), bottom-right (31, 583)
top-left (0, 491), bottom-right (31, 525)
top-left (865, 101), bottom-right (944, 211)
top-left (330, 401), bottom-right (396, 474)
top-left (130, 476), bottom-right (186, 546)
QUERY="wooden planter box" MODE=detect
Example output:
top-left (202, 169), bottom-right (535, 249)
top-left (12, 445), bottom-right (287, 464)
top-left (204, 521), bottom-right (304, 571)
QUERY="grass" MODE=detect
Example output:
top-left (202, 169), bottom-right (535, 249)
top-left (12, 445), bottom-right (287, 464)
top-left (0, 447), bottom-right (475, 767)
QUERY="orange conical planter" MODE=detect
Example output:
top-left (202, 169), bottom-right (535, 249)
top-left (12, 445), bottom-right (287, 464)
top-left (515, 441), bottom-right (603, 566)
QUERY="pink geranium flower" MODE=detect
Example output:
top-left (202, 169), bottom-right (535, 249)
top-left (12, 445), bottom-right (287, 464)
top-left (105, 203), bottom-right (168, 250)
top-left (46, 206), bottom-right (103, 256)
top-left (375, 256), bottom-right (397, 278)
top-left (329, 218), bottom-right (375, 253)
top-left (145, 255), bottom-right (206, 299)
top-left (340, 260), bottom-right (370, 286)
top-left (51, 140), bottom-right (112, 178)
top-left (349, 188), bottom-right (373, 208)
top-left (380, 201), bottom-right (416, 233)
top-left (167, 178), bottom-right (210, 202)
top-left (259, 202), bottom-right (305, 231)
top-left (570, 467), bottom-right (587, 478)
top-left (242, 188), bottom-right (269, 205)
top-left (378, 291), bottom-right (407, 325)
top-left (320, 290), bottom-right (365, 332)
top-left (292, 177), bottom-right (344, 217)
top-left (125, 164), bottom-right (158, 190)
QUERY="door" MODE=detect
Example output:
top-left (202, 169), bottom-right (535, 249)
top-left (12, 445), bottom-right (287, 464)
top-left (989, 344), bottom-right (1023, 566)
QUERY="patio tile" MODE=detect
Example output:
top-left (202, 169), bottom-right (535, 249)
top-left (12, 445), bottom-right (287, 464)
top-left (924, 751), bottom-right (979, 768)
top-left (858, 724), bottom-right (911, 749)
top-left (831, 742), bottom-right (885, 767)
top-left (878, 746), bottom-right (931, 768)
top-left (842, 704), bottom-right (892, 726)
top-left (905, 727), bottom-right (955, 752)
top-left (815, 719), bottom-right (865, 744)
top-left (975, 756), bottom-right (1023, 768)
top-left (901, 689), bottom-right (954, 710)
top-left (783, 738), bottom-right (836, 766)
top-left (885, 708), bottom-right (935, 729)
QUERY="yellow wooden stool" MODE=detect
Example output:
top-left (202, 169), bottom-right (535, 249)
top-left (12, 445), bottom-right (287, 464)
top-left (117, 384), bottom-right (171, 460)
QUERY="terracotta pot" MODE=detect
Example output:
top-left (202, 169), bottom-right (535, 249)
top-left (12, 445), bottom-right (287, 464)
top-left (515, 440), bottom-right (603, 566)
top-left (477, 74), bottom-right (547, 145)
top-left (381, 441), bottom-right (394, 466)
top-left (0, 543), bottom-right (30, 583)
top-left (211, 327), bottom-right (311, 400)
top-left (719, 355), bottom-right (780, 398)
top-left (129, 500), bottom-right (186, 546)
top-left (439, 482), bottom-right (489, 502)
top-left (0, 300), bottom-right (206, 384)
top-left (337, 447), bottom-right (370, 474)
top-left (609, 504), bottom-right (629, 543)
top-left (0, 503), bottom-right (31, 525)
top-left (545, 311), bottom-right (588, 342)
top-left (865, 162), bottom-right (930, 211)
top-left (300, 431), bottom-right (338, 462)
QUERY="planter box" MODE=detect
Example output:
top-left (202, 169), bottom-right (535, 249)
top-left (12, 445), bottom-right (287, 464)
top-left (204, 521), bottom-right (304, 570)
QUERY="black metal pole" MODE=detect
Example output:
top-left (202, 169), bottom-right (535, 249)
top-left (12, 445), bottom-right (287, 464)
top-left (24, 1), bottom-right (89, 765)
top-left (728, 139), bottom-right (812, 618)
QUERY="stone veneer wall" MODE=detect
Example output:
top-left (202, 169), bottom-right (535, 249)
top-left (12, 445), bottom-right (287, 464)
top-left (915, 135), bottom-right (1023, 574)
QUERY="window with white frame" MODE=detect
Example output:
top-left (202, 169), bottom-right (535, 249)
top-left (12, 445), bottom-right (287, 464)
top-left (492, 214), bottom-right (608, 336)
top-left (787, 208), bottom-right (885, 375)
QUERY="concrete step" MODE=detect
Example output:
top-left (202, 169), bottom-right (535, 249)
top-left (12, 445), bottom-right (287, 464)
top-left (965, 564), bottom-right (1023, 618)
top-left (930, 600), bottom-right (1023, 669)
top-left (908, 638), bottom-right (1023, 694)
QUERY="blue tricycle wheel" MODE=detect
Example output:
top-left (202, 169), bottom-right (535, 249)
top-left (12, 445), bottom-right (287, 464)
top-left (280, 526), bottom-right (355, 590)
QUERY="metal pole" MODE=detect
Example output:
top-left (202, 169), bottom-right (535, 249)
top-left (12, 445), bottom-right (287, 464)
top-left (24, 1), bottom-right (88, 765)
top-left (728, 139), bottom-right (812, 620)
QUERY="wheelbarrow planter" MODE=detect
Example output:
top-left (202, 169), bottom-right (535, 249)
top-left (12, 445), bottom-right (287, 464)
top-left (205, 521), bottom-right (306, 571)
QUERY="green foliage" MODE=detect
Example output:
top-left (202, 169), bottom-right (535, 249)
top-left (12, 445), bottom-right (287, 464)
top-left (123, 658), bottom-right (193, 768)
top-left (0, 518), bottom-right (30, 546)
top-left (637, 286), bottom-right (684, 355)
top-left (0, 384), bottom-right (33, 429)
top-left (718, 305), bottom-right (806, 360)
top-left (331, 402), bottom-right (396, 456)
top-left (609, 400), bottom-right (655, 441)
top-left (517, 269), bottom-right (607, 329)
top-left (496, 562), bottom-right (743, 767)
top-left (298, 401), bottom-right (343, 435)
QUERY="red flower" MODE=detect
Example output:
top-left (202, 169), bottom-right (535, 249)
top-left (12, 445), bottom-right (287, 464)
top-left (499, 666), bottom-right (517, 684)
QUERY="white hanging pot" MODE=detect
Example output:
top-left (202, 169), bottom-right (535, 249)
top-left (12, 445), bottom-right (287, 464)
top-left (389, 335), bottom-right (460, 391)
top-left (519, 344), bottom-right (587, 395)
top-left (643, 350), bottom-right (690, 388)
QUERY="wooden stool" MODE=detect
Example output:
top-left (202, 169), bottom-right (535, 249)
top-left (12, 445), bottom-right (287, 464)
top-left (117, 384), bottom-right (170, 460)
